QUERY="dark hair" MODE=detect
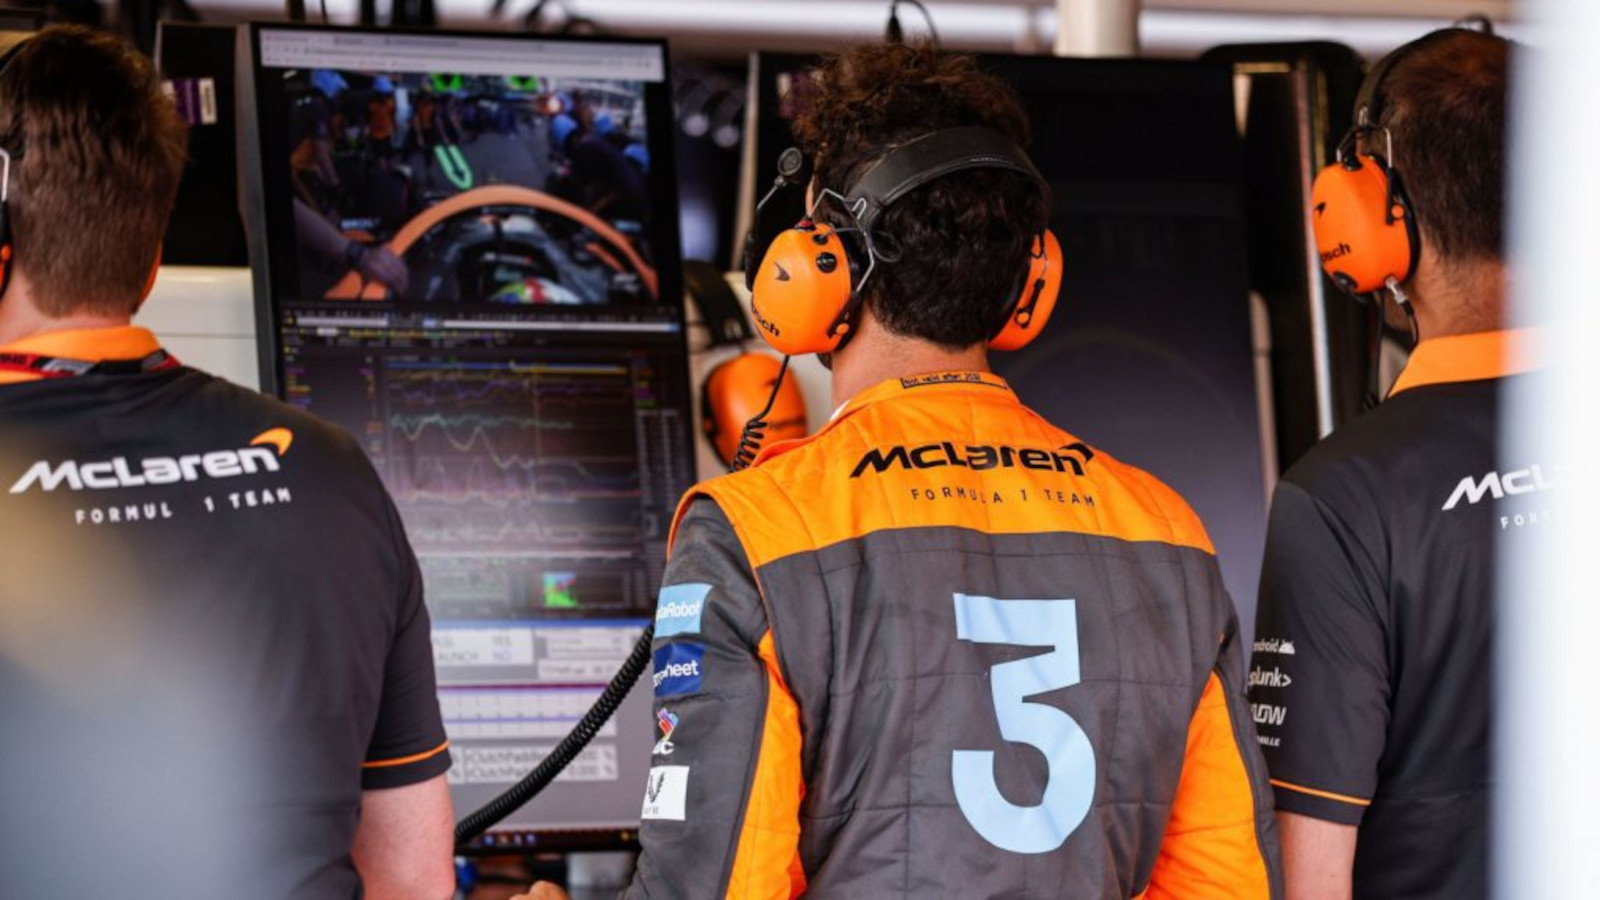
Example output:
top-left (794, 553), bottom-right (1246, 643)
top-left (790, 43), bottom-right (1049, 349)
top-left (1380, 29), bottom-right (1509, 265)
top-left (0, 26), bottom-right (188, 318)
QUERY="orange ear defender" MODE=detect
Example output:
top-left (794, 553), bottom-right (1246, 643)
top-left (990, 228), bottom-right (1063, 351)
top-left (1310, 131), bottom-right (1418, 296)
top-left (701, 352), bottom-right (809, 468)
top-left (747, 126), bottom-right (1062, 356)
top-left (749, 219), bottom-right (858, 356)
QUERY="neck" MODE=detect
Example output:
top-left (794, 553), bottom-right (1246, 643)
top-left (828, 313), bottom-right (989, 408)
top-left (1409, 254), bottom-right (1507, 341)
top-left (0, 281), bottom-right (132, 347)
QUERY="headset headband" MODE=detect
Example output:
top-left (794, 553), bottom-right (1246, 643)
top-left (1352, 27), bottom-right (1473, 132)
top-left (844, 126), bottom-right (1048, 235)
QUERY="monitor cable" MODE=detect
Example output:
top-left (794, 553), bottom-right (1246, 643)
top-left (453, 620), bottom-right (656, 848)
top-left (885, 0), bottom-right (941, 48)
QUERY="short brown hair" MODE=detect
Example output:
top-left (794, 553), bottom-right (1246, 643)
top-left (791, 43), bottom-right (1049, 349)
top-left (1380, 29), bottom-right (1509, 265)
top-left (0, 26), bottom-right (187, 317)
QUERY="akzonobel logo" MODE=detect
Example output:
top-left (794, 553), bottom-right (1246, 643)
top-left (8, 428), bottom-right (294, 494)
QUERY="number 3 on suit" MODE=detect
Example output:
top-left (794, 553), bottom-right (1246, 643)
top-left (952, 594), bottom-right (1096, 854)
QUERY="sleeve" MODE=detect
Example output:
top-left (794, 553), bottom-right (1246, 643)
top-left (1145, 555), bottom-right (1283, 900)
top-left (361, 498), bottom-right (451, 790)
top-left (624, 497), bottom-right (805, 900)
top-left (1249, 479), bottom-right (1389, 824)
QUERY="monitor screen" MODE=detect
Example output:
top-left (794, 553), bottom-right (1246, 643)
top-left (744, 52), bottom-right (1268, 633)
top-left (241, 24), bottom-right (692, 850)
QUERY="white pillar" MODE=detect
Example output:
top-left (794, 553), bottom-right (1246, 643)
top-left (1497, 0), bottom-right (1600, 895)
top-left (1053, 0), bottom-right (1140, 57)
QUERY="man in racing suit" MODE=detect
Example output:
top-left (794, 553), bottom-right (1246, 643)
top-left (524, 42), bottom-right (1280, 899)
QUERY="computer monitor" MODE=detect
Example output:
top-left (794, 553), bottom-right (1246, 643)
top-left (743, 52), bottom-right (1269, 633)
top-left (239, 23), bottom-right (691, 851)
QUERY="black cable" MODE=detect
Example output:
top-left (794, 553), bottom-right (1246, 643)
top-left (895, 0), bottom-right (941, 48)
top-left (731, 355), bottom-right (791, 472)
top-left (453, 621), bottom-right (656, 849)
top-left (319, 0), bottom-right (329, 24)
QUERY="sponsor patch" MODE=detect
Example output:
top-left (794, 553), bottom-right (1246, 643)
top-left (652, 643), bottom-right (704, 697)
top-left (1248, 666), bottom-right (1293, 689)
top-left (1251, 702), bottom-right (1288, 727)
top-left (641, 765), bottom-right (689, 821)
top-left (1252, 637), bottom-right (1296, 656)
top-left (653, 708), bottom-right (679, 756)
top-left (655, 583), bottom-right (710, 638)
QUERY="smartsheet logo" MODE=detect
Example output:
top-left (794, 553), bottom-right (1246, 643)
top-left (652, 643), bottom-right (704, 698)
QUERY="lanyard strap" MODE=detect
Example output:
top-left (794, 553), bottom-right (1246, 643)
top-left (0, 348), bottom-right (179, 379)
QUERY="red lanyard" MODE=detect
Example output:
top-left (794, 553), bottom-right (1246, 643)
top-left (0, 348), bottom-right (179, 379)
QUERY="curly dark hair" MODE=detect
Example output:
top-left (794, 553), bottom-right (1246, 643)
top-left (790, 43), bottom-right (1050, 349)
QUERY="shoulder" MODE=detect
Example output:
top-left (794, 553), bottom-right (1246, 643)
top-left (1280, 386), bottom-right (1486, 509)
top-left (173, 369), bottom-right (369, 458)
top-left (1083, 441), bottom-right (1215, 554)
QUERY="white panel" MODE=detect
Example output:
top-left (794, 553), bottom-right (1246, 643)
top-left (133, 266), bottom-right (261, 391)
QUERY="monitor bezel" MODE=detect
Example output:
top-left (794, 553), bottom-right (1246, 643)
top-left (237, 22), bottom-right (692, 853)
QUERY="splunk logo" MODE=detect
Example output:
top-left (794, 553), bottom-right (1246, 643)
top-left (1441, 463), bottom-right (1560, 511)
top-left (8, 427), bottom-right (294, 494)
top-left (850, 441), bottom-right (1095, 479)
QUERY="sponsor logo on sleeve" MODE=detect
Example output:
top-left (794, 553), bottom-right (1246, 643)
top-left (654, 583), bottom-right (710, 638)
top-left (653, 708), bottom-right (680, 756)
top-left (1252, 637), bottom-right (1296, 656)
top-left (1251, 702), bottom-right (1288, 728)
top-left (641, 765), bottom-right (689, 821)
top-left (652, 644), bottom-right (704, 698)
top-left (1248, 666), bottom-right (1293, 690)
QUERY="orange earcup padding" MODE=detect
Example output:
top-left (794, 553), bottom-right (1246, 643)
top-left (989, 228), bottom-right (1063, 351)
top-left (702, 352), bottom-right (810, 467)
top-left (1310, 155), bottom-right (1418, 294)
top-left (748, 221), bottom-right (856, 356)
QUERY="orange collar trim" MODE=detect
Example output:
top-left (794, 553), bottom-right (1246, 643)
top-left (750, 370), bottom-right (1014, 468)
top-left (0, 326), bottom-right (163, 385)
top-left (1389, 327), bottom-right (1542, 397)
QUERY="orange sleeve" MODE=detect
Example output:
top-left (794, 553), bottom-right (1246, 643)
top-left (1145, 673), bottom-right (1275, 900)
top-left (722, 630), bottom-right (807, 899)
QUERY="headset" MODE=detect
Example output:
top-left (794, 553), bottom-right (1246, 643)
top-left (701, 352), bottom-right (808, 468)
top-left (1311, 27), bottom-right (1479, 404)
top-left (744, 126), bottom-right (1063, 358)
top-left (1310, 28), bottom-right (1479, 304)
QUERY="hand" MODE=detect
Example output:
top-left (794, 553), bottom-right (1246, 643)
top-left (355, 245), bottom-right (411, 295)
top-left (509, 882), bottom-right (570, 900)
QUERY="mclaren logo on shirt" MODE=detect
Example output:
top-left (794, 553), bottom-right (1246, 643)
top-left (1441, 463), bottom-right (1558, 511)
top-left (8, 427), bottom-right (294, 494)
top-left (851, 441), bottom-right (1095, 478)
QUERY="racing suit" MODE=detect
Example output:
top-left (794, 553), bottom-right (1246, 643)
top-left (624, 370), bottom-right (1281, 899)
